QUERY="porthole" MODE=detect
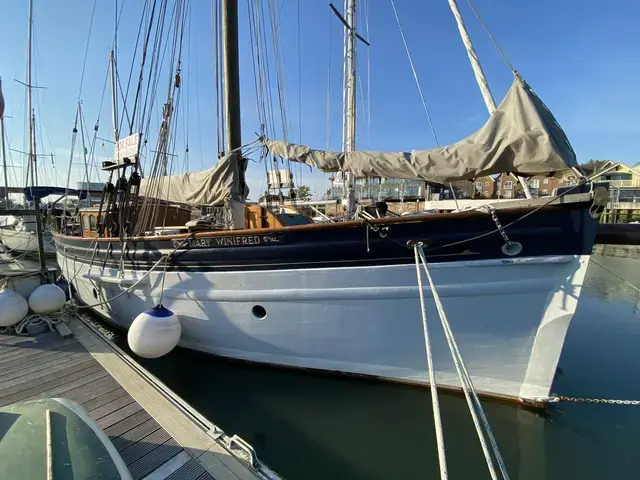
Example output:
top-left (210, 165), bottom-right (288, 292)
top-left (251, 305), bottom-right (267, 320)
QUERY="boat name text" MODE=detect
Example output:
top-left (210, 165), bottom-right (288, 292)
top-left (172, 235), bottom-right (282, 249)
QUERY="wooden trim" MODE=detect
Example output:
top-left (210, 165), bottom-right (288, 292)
top-left (54, 195), bottom-right (592, 244)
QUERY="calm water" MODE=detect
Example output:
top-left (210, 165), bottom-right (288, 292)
top-left (113, 255), bottom-right (640, 479)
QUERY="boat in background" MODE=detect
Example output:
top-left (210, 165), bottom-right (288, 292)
top-left (0, 398), bottom-right (131, 479)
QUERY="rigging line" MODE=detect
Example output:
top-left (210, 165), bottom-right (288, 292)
top-left (116, 72), bottom-right (133, 134)
top-left (77, 0), bottom-right (98, 101)
top-left (296, 0), bottom-right (302, 146)
top-left (591, 259), bottom-right (640, 295)
top-left (296, 0), bottom-right (305, 183)
top-left (389, 0), bottom-right (439, 147)
top-left (363, 0), bottom-right (371, 149)
top-left (212, 0), bottom-right (221, 154)
top-left (141, 0), bottom-right (169, 134)
top-left (247, 0), bottom-right (266, 132)
top-left (195, 25), bottom-right (204, 168)
top-left (268, 0), bottom-right (291, 142)
top-left (463, 0), bottom-right (516, 73)
top-left (183, 0), bottom-right (191, 172)
top-left (325, 4), bottom-right (332, 151)
top-left (81, 105), bottom-right (99, 189)
top-left (129, 0), bottom-right (157, 133)
top-left (142, 4), bottom-right (175, 160)
top-left (122, 0), bottom-right (151, 110)
top-left (78, 104), bottom-right (91, 195)
top-left (139, 0), bottom-right (170, 137)
top-left (356, 56), bottom-right (368, 143)
top-left (258, 0), bottom-right (277, 139)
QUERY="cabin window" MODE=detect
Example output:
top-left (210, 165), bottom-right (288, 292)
top-left (82, 215), bottom-right (90, 230)
top-left (89, 214), bottom-right (97, 231)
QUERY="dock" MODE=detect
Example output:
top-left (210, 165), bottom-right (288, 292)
top-left (0, 314), bottom-right (278, 480)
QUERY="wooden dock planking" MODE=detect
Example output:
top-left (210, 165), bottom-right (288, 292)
top-left (0, 322), bottom-right (274, 480)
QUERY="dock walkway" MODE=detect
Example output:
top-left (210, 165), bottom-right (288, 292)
top-left (0, 315), bottom-right (276, 480)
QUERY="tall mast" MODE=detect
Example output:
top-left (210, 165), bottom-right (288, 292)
top-left (31, 111), bottom-right (38, 186)
top-left (0, 79), bottom-right (9, 206)
top-left (221, 0), bottom-right (245, 203)
top-left (447, 0), bottom-right (531, 199)
top-left (341, 0), bottom-right (357, 215)
top-left (26, 0), bottom-right (34, 188)
top-left (109, 50), bottom-right (119, 142)
top-left (219, 0), bottom-right (246, 229)
top-left (221, 0), bottom-right (242, 156)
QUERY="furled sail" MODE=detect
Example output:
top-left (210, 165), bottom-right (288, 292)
top-left (139, 153), bottom-right (248, 206)
top-left (265, 75), bottom-right (577, 182)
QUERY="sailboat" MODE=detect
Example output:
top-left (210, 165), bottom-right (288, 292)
top-left (0, 0), bottom-right (72, 257)
top-left (53, 0), bottom-right (604, 405)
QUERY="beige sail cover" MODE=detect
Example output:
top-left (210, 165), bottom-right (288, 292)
top-left (265, 76), bottom-right (577, 182)
top-left (139, 153), bottom-right (248, 206)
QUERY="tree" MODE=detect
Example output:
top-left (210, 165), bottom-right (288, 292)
top-left (290, 185), bottom-right (312, 201)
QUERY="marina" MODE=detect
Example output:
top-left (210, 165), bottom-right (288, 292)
top-left (0, 300), bottom-right (277, 480)
top-left (0, 0), bottom-right (638, 478)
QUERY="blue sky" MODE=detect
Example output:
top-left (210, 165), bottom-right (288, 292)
top-left (1, 0), bottom-right (638, 200)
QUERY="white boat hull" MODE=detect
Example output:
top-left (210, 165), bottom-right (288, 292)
top-left (0, 227), bottom-right (56, 256)
top-left (59, 252), bottom-right (590, 403)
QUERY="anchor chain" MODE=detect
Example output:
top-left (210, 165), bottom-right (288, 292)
top-left (549, 395), bottom-right (640, 406)
top-left (486, 206), bottom-right (522, 256)
top-left (486, 205), bottom-right (511, 245)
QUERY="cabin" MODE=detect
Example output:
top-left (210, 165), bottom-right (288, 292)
top-left (79, 203), bottom-right (313, 237)
top-left (79, 204), bottom-right (192, 238)
top-left (245, 204), bottom-right (312, 229)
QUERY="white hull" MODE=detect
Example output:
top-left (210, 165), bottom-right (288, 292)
top-left (0, 228), bottom-right (56, 255)
top-left (60, 252), bottom-right (590, 403)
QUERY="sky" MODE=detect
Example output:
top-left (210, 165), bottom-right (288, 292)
top-left (0, 0), bottom-right (638, 201)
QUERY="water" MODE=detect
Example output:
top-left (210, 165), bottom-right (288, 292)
top-left (111, 255), bottom-right (640, 479)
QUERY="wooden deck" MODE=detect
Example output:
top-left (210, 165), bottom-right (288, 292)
top-left (0, 319), bottom-right (276, 480)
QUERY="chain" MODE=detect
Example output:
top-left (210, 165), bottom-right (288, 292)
top-left (486, 206), bottom-right (510, 244)
top-left (549, 395), bottom-right (640, 405)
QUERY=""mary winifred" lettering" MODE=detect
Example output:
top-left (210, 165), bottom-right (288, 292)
top-left (172, 235), bottom-right (281, 249)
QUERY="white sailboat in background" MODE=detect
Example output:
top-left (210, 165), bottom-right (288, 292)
top-left (0, 0), bottom-right (67, 257)
top-left (54, 0), bottom-right (605, 405)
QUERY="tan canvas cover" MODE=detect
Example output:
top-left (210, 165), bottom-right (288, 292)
top-left (265, 76), bottom-right (577, 182)
top-left (139, 153), bottom-right (248, 206)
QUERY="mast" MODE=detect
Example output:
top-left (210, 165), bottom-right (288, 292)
top-left (341, 0), bottom-right (357, 215)
top-left (446, 0), bottom-right (532, 199)
top-left (0, 79), bottom-right (9, 206)
top-left (26, 0), bottom-right (35, 188)
top-left (31, 111), bottom-right (38, 186)
top-left (221, 0), bottom-right (242, 156)
top-left (109, 50), bottom-right (119, 141)
top-left (221, 0), bottom-right (246, 223)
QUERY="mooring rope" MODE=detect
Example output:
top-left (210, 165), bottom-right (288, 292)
top-left (413, 244), bottom-right (448, 479)
top-left (415, 244), bottom-right (510, 480)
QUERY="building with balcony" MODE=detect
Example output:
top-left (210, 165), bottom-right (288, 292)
top-left (587, 162), bottom-right (640, 189)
